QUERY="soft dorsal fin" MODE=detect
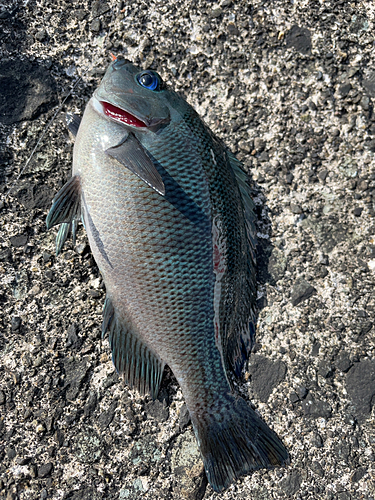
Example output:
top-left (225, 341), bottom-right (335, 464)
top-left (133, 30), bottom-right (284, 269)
top-left (105, 133), bottom-right (165, 196)
top-left (66, 112), bottom-right (81, 138)
top-left (102, 296), bottom-right (165, 399)
top-left (225, 150), bottom-right (258, 377)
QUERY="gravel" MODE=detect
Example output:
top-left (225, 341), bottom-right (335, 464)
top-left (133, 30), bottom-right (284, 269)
top-left (1, 0), bottom-right (375, 499)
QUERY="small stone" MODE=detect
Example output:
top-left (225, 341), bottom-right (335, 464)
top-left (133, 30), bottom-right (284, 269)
top-left (290, 203), bottom-right (303, 214)
top-left (10, 234), bottom-right (28, 247)
top-left (318, 360), bottom-right (333, 378)
top-left (38, 462), bottom-right (53, 478)
top-left (248, 355), bottom-right (287, 402)
top-left (310, 460), bottom-right (324, 477)
top-left (291, 278), bottom-right (316, 306)
top-left (179, 404), bottom-right (191, 430)
top-left (290, 392), bottom-right (300, 404)
top-left (145, 399), bottom-right (169, 422)
top-left (339, 83), bottom-right (352, 97)
top-left (42, 252), bottom-right (52, 263)
top-left (302, 394), bottom-right (332, 419)
top-left (335, 353), bottom-right (352, 373)
top-left (351, 467), bottom-right (366, 482)
top-left (254, 137), bottom-right (266, 151)
top-left (6, 448), bottom-right (16, 459)
top-left (210, 8), bottom-right (223, 18)
top-left (11, 317), bottom-right (21, 331)
top-left (318, 169), bottom-right (328, 181)
top-left (35, 29), bottom-right (47, 42)
top-left (0, 390), bottom-right (5, 405)
top-left (297, 386), bottom-right (308, 399)
top-left (90, 19), bottom-right (101, 32)
top-left (346, 360), bottom-right (375, 422)
top-left (268, 247), bottom-right (287, 282)
top-left (311, 432), bottom-right (323, 448)
top-left (366, 139), bottom-right (375, 152)
top-left (88, 289), bottom-right (101, 298)
top-left (353, 207), bottom-right (363, 217)
top-left (285, 25), bottom-right (311, 54)
top-left (281, 470), bottom-right (302, 496)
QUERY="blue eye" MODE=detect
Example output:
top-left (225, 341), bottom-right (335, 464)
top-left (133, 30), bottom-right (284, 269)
top-left (137, 71), bottom-right (161, 91)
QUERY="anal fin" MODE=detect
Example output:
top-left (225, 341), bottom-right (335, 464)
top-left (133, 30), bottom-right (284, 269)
top-left (102, 296), bottom-right (165, 399)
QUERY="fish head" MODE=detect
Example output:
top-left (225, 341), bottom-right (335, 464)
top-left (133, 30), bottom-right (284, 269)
top-left (93, 57), bottom-right (171, 130)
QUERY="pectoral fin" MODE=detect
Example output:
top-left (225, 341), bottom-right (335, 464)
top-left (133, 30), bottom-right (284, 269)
top-left (66, 112), bottom-right (81, 138)
top-left (46, 175), bottom-right (81, 229)
top-left (105, 133), bottom-right (165, 196)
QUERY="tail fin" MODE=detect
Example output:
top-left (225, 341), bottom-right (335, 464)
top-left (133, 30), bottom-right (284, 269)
top-left (193, 394), bottom-right (289, 492)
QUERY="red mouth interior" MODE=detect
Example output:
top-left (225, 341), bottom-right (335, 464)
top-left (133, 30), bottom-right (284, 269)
top-left (101, 101), bottom-right (146, 127)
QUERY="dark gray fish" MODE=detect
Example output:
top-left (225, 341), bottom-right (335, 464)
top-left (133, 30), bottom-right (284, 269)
top-left (46, 57), bottom-right (289, 491)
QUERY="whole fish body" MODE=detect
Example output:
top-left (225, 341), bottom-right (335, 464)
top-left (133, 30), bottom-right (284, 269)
top-left (47, 56), bottom-right (289, 492)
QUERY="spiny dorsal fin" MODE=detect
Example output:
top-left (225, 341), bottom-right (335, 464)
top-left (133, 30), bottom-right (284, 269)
top-left (102, 296), bottom-right (165, 399)
top-left (105, 133), bottom-right (165, 196)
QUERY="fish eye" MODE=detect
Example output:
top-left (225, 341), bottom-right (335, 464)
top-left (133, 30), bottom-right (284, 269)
top-left (137, 71), bottom-right (161, 91)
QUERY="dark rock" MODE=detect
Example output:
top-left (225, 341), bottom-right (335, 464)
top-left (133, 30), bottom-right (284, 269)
top-left (318, 169), bottom-right (328, 181)
top-left (90, 19), bottom-right (101, 32)
top-left (310, 460), bottom-right (324, 477)
top-left (98, 400), bottom-right (118, 429)
top-left (88, 289), bottom-right (101, 298)
top-left (346, 360), bottom-right (375, 422)
top-left (350, 466), bottom-right (366, 483)
top-left (291, 277), bottom-right (316, 306)
top-left (91, 0), bottom-right (110, 17)
top-left (73, 9), bottom-right (87, 21)
top-left (302, 393), bottom-right (332, 418)
top-left (334, 441), bottom-right (351, 462)
top-left (145, 399), bottom-right (169, 422)
top-left (38, 462), bottom-right (53, 478)
top-left (339, 83), bottom-right (352, 97)
top-left (285, 25), bottom-right (311, 54)
top-left (179, 404), bottom-right (191, 430)
top-left (42, 252), bottom-right (52, 263)
top-left (83, 392), bottom-right (97, 417)
top-left (65, 488), bottom-right (101, 500)
top-left (297, 386), bottom-right (308, 399)
top-left (0, 59), bottom-right (56, 125)
top-left (268, 247), bottom-right (287, 282)
top-left (311, 432), bottom-right (323, 448)
top-left (63, 357), bottom-right (89, 400)
top-left (318, 360), bottom-right (333, 378)
top-left (363, 71), bottom-right (375, 97)
top-left (0, 391), bottom-right (5, 405)
top-left (353, 207), bottom-right (363, 217)
top-left (290, 391), bottom-right (300, 404)
top-left (11, 316), bottom-right (21, 331)
top-left (281, 469), bottom-right (302, 496)
top-left (66, 323), bottom-right (79, 349)
top-left (248, 355), bottom-right (287, 402)
top-left (335, 353), bottom-right (352, 373)
top-left (10, 234), bottom-right (28, 247)
top-left (6, 448), bottom-right (16, 459)
top-left (302, 217), bottom-right (347, 253)
top-left (15, 184), bottom-right (52, 210)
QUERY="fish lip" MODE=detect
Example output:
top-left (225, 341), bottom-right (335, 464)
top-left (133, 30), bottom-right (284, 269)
top-left (92, 95), bottom-right (170, 130)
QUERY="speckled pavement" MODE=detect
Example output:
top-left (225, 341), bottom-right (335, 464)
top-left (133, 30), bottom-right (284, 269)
top-left (0, 1), bottom-right (374, 499)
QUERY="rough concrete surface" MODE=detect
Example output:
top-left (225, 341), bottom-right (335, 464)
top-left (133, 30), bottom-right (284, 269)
top-left (0, 1), bottom-right (375, 499)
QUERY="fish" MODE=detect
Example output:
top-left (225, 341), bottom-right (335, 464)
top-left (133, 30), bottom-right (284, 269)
top-left (46, 56), bottom-right (289, 492)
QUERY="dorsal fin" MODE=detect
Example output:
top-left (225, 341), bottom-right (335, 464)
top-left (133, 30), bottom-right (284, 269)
top-left (225, 151), bottom-right (258, 377)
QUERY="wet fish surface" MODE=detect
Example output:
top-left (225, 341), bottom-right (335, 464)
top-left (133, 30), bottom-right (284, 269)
top-left (47, 56), bottom-right (289, 492)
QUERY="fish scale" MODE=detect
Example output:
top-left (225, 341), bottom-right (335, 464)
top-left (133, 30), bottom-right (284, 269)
top-left (46, 58), bottom-right (289, 492)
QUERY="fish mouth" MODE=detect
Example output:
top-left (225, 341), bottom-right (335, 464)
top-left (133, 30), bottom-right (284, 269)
top-left (100, 100), bottom-right (148, 128)
top-left (99, 100), bottom-right (169, 129)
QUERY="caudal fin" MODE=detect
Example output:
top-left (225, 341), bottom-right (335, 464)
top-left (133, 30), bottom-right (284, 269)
top-left (193, 394), bottom-right (289, 492)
